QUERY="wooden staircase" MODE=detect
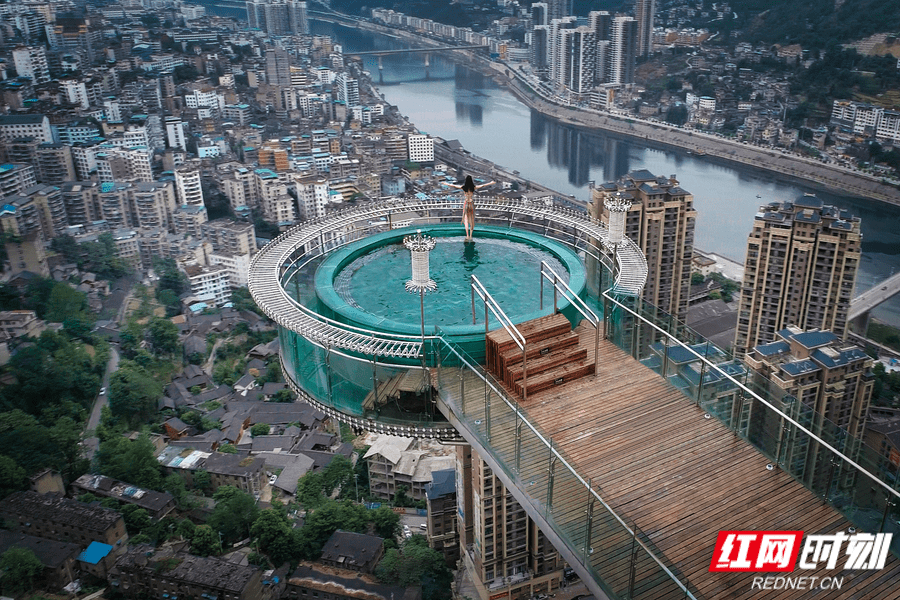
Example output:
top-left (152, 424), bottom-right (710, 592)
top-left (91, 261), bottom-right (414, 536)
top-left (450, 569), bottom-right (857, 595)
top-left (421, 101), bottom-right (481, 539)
top-left (485, 313), bottom-right (595, 398)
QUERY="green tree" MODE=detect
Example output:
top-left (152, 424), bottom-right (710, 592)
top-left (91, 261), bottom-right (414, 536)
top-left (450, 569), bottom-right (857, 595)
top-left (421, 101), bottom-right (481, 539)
top-left (375, 538), bottom-right (452, 600)
top-left (96, 433), bottom-right (163, 490)
top-left (250, 423), bottom-right (270, 437)
top-left (394, 485), bottom-right (412, 508)
top-left (272, 388), bottom-right (294, 403)
top-left (371, 506), bottom-right (400, 539)
top-left (218, 443), bottom-right (237, 454)
top-left (251, 509), bottom-right (295, 565)
top-left (0, 547), bottom-right (43, 595)
top-left (0, 455), bottom-right (27, 499)
top-left (191, 524), bottom-right (222, 556)
top-left (193, 469), bottom-right (212, 493)
top-left (209, 486), bottom-right (259, 544)
top-left (148, 317), bottom-right (180, 355)
top-left (121, 505), bottom-right (152, 534)
top-left (295, 500), bottom-right (369, 560)
top-left (177, 518), bottom-right (197, 540)
top-left (108, 360), bottom-right (164, 426)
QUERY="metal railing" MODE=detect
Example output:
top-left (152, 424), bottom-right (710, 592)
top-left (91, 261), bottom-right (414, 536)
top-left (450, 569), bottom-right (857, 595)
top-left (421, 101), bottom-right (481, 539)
top-left (540, 260), bottom-right (601, 376)
top-left (434, 337), bottom-right (699, 600)
top-left (602, 289), bottom-right (900, 552)
top-left (471, 274), bottom-right (528, 401)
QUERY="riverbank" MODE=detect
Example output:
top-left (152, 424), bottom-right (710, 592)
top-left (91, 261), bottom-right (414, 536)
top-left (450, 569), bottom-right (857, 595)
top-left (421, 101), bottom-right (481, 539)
top-left (316, 12), bottom-right (900, 206)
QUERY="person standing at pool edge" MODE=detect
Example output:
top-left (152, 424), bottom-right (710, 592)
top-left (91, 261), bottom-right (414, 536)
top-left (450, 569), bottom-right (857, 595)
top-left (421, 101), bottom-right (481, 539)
top-left (442, 176), bottom-right (494, 241)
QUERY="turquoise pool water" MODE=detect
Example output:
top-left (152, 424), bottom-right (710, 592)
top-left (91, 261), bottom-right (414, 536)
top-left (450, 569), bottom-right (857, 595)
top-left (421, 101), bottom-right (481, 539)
top-left (314, 225), bottom-right (587, 341)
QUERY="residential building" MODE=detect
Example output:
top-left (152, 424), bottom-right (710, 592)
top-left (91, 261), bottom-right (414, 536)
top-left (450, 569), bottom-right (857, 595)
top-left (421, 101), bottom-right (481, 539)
top-left (165, 117), bottom-right (187, 151)
top-left (364, 435), bottom-right (455, 501)
top-left (734, 195), bottom-right (861, 357)
top-left (294, 175), bottom-right (328, 220)
top-left (209, 251), bottom-right (252, 288)
top-left (634, 0), bottom-right (656, 57)
top-left (1, 183), bottom-right (67, 239)
top-left (285, 563), bottom-right (419, 600)
top-left (203, 219), bottom-right (258, 255)
top-left (173, 204), bottom-right (210, 239)
top-left (319, 530), bottom-right (383, 574)
top-left (71, 474), bottom-right (177, 520)
top-left (0, 530), bottom-right (80, 589)
top-left (0, 491), bottom-right (128, 549)
top-left (12, 46), bottom-right (50, 84)
top-left (60, 181), bottom-right (101, 225)
top-left (456, 446), bottom-right (564, 600)
top-left (109, 545), bottom-right (266, 600)
top-left (175, 167), bottom-right (205, 207)
top-left (132, 181), bottom-right (177, 230)
top-left (223, 104), bottom-right (252, 126)
top-left (608, 16), bottom-right (637, 84)
top-left (425, 468), bottom-right (459, 567)
top-left (0, 163), bottom-right (37, 200)
top-left (0, 310), bottom-right (45, 341)
top-left (745, 326), bottom-right (873, 446)
top-left (864, 407), bottom-right (900, 479)
top-left (407, 134), bottom-right (434, 164)
top-left (591, 170), bottom-right (695, 321)
top-left (184, 264), bottom-right (232, 307)
top-left (35, 143), bottom-right (77, 185)
top-left (265, 47), bottom-right (292, 87)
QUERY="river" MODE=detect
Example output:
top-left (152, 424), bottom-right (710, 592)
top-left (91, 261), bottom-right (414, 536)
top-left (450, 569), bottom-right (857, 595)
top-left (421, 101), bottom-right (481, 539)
top-left (313, 21), bottom-right (900, 328)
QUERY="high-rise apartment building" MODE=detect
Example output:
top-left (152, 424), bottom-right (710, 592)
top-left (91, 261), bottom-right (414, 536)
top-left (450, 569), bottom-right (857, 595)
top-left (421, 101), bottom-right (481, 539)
top-left (247, 0), bottom-right (307, 35)
top-left (165, 117), bottom-right (187, 151)
top-left (592, 170), bottom-right (695, 321)
top-left (35, 143), bottom-right (77, 185)
top-left (546, 0), bottom-right (573, 22)
top-left (174, 167), bottom-right (205, 207)
top-left (558, 26), bottom-right (596, 94)
top-left (407, 134), bottom-right (434, 164)
top-left (634, 0), bottom-right (656, 57)
top-left (734, 195), bottom-right (861, 357)
top-left (265, 47), bottom-right (292, 87)
top-left (548, 16), bottom-right (577, 86)
top-left (12, 46), bottom-right (50, 84)
top-left (745, 326), bottom-right (873, 445)
top-left (609, 16), bottom-right (637, 84)
top-left (531, 2), bottom-right (548, 26)
top-left (456, 446), bottom-right (564, 600)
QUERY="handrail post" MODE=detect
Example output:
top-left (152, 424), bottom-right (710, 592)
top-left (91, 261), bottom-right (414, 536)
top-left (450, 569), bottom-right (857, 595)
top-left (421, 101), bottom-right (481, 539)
top-left (594, 322), bottom-right (600, 376)
top-left (540, 263), bottom-right (544, 311)
top-left (522, 343), bottom-right (528, 403)
top-left (583, 479), bottom-right (595, 564)
top-left (553, 274), bottom-right (558, 313)
top-left (471, 281), bottom-right (476, 325)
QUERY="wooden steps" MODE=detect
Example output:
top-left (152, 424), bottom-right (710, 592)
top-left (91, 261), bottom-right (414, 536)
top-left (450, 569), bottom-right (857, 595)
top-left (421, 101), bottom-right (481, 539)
top-left (485, 313), bottom-right (594, 398)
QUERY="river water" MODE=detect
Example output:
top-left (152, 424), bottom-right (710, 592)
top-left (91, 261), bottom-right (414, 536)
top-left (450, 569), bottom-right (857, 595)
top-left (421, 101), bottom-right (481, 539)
top-left (314, 21), bottom-right (900, 328)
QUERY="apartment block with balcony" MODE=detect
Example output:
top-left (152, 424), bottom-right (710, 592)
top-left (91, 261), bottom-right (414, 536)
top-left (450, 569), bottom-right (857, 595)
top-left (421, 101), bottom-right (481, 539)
top-left (734, 195), bottom-right (861, 357)
top-left (424, 468), bottom-right (459, 567)
top-left (592, 170), bottom-right (696, 321)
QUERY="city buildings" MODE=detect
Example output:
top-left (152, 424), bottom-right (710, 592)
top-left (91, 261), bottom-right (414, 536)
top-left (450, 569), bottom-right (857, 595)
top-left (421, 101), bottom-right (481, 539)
top-left (734, 195), bottom-right (861, 357)
top-left (0, 491), bottom-right (128, 549)
top-left (744, 326), bottom-right (874, 444)
top-left (455, 446), bottom-right (564, 600)
top-left (592, 170), bottom-right (696, 321)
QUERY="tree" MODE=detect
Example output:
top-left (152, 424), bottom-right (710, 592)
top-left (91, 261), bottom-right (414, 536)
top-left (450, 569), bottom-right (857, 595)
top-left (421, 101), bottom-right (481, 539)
top-left (272, 388), bottom-right (294, 403)
top-left (191, 524), bottom-right (222, 556)
top-left (251, 423), bottom-right (270, 437)
top-left (209, 486), bottom-right (259, 544)
top-left (371, 506), bottom-right (400, 539)
top-left (46, 282), bottom-right (91, 327)
top-left (251, 509), bottom-right (295, 565)
top-left (375, 539), bottom-right (453, 600)
top-left (218, 443), bottom-right (237, 454)
top-left (295, 500), bottom-right (369, 560)
top-left (193, 469), bottom-right (211, 493)
top-left (394, 485), bottom-right (412, 508)
top-left (0, 455), bottom-right (27, 499)
top-left (108, 360), bottom-right (164, 427)
top-left (148, 317), bottom-right (179, 355)
top-left (691, 273), bottom-right (705, 285)
top-left (0, 547), bottom-right (43, 595)
top-left (121, 505), bottom-right (152, 534)
top-left (177, 518), bottom-right (196, 540)
top-left (96, 433), bottom-right (163, 490)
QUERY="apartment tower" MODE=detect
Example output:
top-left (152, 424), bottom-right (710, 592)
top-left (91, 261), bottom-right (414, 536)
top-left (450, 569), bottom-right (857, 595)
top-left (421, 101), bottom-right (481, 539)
top-left (456, 446), bottom-right (564, 600)
top-left (733, 195), bottom-right (861, 358)
top-left (634, 0), bottom-right (656, 57)
top-left (591, 170), bottom-right (696, 322)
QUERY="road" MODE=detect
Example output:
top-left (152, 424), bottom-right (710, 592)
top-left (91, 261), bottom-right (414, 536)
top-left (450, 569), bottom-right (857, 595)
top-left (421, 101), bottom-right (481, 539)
top-left (82, 346), bottom-right (120, 460)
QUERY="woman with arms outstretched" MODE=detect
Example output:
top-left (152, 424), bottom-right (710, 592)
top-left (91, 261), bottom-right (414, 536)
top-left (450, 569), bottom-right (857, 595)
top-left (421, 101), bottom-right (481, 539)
top-left (442, 175), bottom-right (494, 241)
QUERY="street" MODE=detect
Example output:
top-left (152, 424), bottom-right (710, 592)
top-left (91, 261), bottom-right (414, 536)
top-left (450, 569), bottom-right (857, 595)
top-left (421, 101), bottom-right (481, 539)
top-left (82, 346), bottom-right (120, 461)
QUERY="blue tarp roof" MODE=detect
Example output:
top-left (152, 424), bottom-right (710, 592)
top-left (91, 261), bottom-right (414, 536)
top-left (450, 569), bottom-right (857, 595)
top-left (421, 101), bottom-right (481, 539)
top-left (78, 541), bottom-right (113, 564)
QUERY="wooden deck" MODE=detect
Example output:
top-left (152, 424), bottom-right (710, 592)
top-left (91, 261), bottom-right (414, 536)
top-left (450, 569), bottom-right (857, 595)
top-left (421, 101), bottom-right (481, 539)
top-left (455, 321), bottom-right (900, 600)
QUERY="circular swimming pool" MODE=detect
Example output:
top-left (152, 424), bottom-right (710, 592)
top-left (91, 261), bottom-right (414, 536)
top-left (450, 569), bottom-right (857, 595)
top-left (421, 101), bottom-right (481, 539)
top-left (315, 224), bottom-right (587, 347)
